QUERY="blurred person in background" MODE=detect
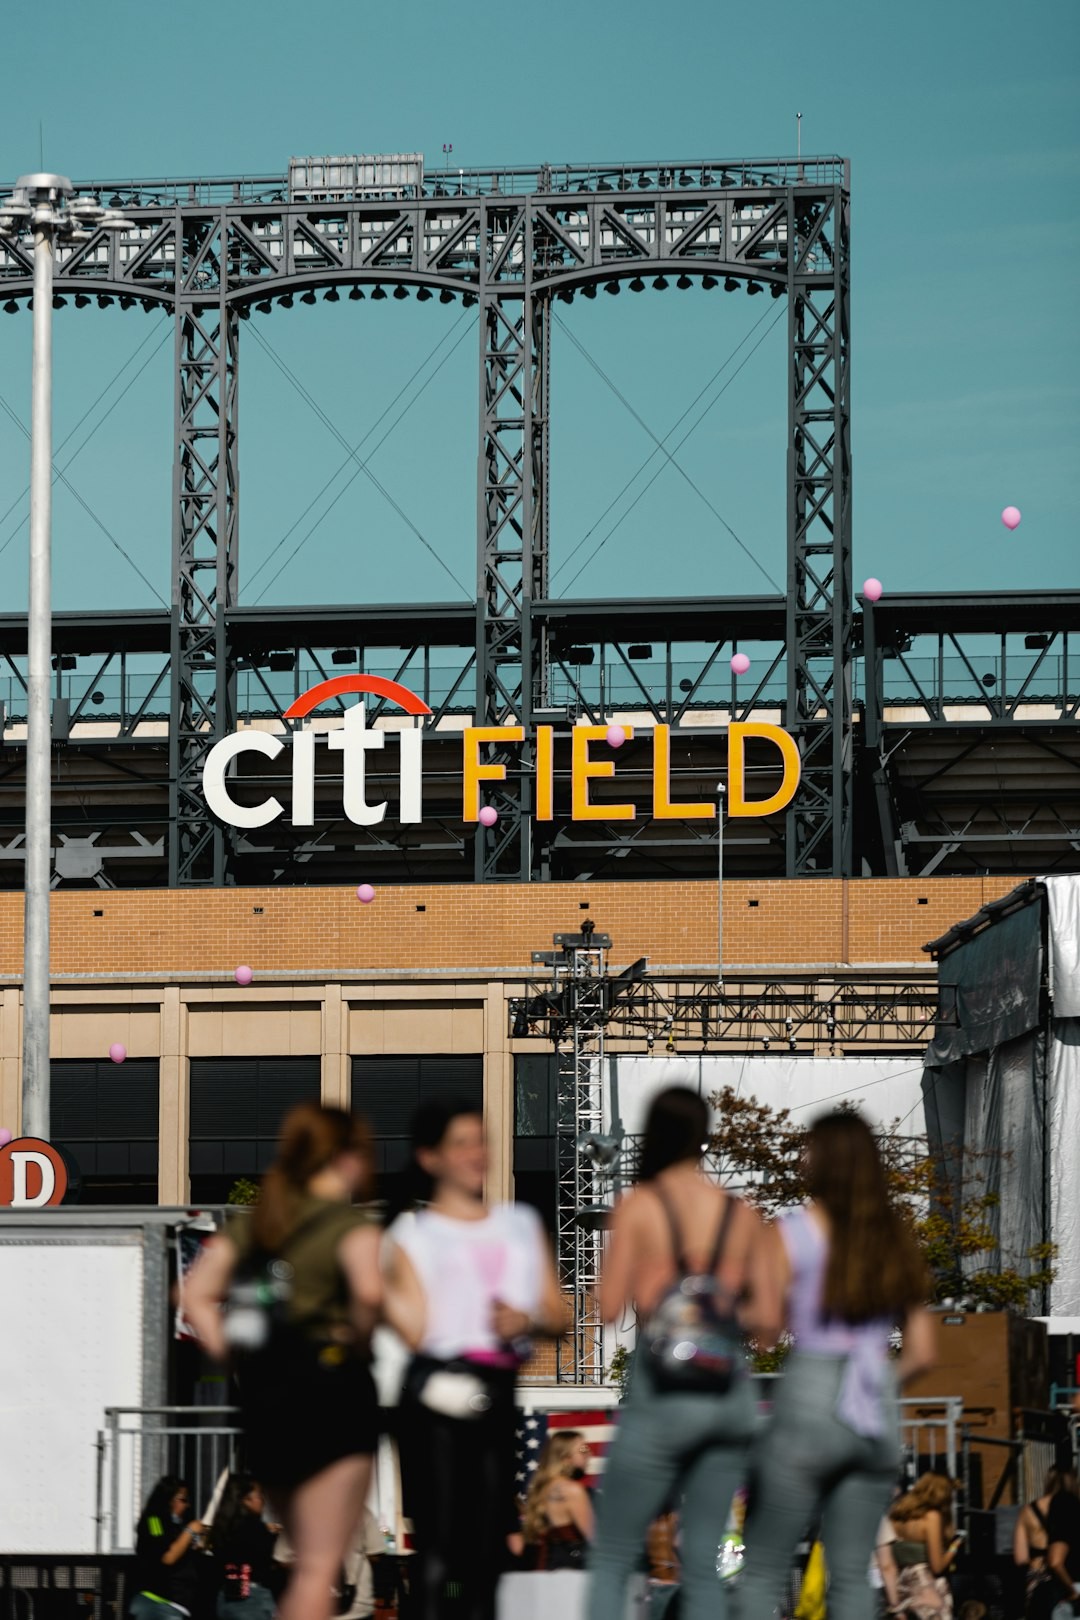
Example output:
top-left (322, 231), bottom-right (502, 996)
top-left (185, 1104), bottom-right (382, 1620)
top-left (736, 1111), bottom-right (937, 1620)
top-left (586, 1085), bottom-right (780, 1620)
top-left (521, 1430), bottom-right (594, 1569)
top-left (888, 1472), bottom-right (961, 1616)
top-left (1044, 1466), bottom-right (1080, 1617)
top-left (130, 1476), bottom-right (207, 1620)
top-left (209, 1473), bottom-right (280, 1620)
top-left (1015, 1469), bottom-right (1080, 1619)
top-left (383, 1098), bottom-right (566, 1620)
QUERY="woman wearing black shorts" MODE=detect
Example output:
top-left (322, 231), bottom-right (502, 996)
top-left (187, 1104), bottom-right (382, 1620)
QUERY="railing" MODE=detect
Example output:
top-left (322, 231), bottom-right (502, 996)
top-left (96, 1407), bottom-right (241, 1556)
top-left (0, 1556), bottom-right (131, 1620)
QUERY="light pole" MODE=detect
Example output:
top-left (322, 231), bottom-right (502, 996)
top-left (0, 175), bottom-right (128, 1139)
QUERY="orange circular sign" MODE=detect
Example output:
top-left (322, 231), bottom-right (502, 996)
top-left (0, 1137), bottom-right (68, 1207)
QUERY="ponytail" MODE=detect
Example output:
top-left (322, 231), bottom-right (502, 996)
top-left (251, 1103), bottom-right (372, 1252)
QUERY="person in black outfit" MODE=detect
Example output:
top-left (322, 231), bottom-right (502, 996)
top-left (131, 1475), bottom-right (207, 1619)
top-left (1047, 1475), bottom-right (1080, 1614)
top-left (185, 1104), bottom-right (383, 1620)
top-left (210, 1474), bottom-right (281, 1619)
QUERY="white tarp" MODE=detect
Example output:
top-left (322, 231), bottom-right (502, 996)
top-left (604, 1055), bottom-right (926, 1140)
top-left (1044, 874), bottom-right (1080, 1018)
top-left (0, 1239), bottom-right (143, 1552)
top-left (1049, 1020), bottom-right (1080, 1316)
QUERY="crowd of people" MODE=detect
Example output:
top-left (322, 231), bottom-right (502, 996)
top-left (157, 1088), bottom-right (1080, 1620)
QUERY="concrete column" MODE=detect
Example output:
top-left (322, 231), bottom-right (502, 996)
top-left (322, 983), bottom-right (349, 1109)
top-left (0, 987), bottom-right (21, 1136)
top-left (484, 981), bottom-right (513, 1203)
top-left (158, 985), bottom-right (189, 1205)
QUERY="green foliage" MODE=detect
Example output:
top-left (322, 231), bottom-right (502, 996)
top-left (708, 1084), bottom-right (1055, 1312)
top-left (226, 1176), bottom-right (260, 1207)
top-left (608, 1343), bottom-right (634, 1400)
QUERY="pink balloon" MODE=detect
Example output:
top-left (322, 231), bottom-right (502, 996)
top-left (1001, 506), bottom-right (1021, 530)
top-left (730, 652), bottom-right (750, 676)
top-left (356, 884), bottom-right (376, 904)
top-left (478, 805), bottom-right (498, 827)
top-left (605, 724), bottom-right (626, 749)
top-left (0, 1128), bottom-right (12, 1148)
top-left (862, 577), bottom-right (883, 603)
top-left (109, 1042), bottom-right (127, 1064)
top-left (234, 964), bottom-right (254, 986)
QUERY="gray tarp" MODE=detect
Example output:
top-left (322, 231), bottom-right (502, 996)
top-left (924, 902), bottom-right (1043, 1067)
top-left (1048, 1018), bottom-right (1080, 1315)
top-left (1045, 876), bottom-right (1080, 1018)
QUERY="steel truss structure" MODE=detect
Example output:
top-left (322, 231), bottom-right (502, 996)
top-left (514, 927), bottom-right (940, 1383)
top-left (0, 157), bottom-right (1076, 888)
top-left (0, 154), bottom-right (851, 883)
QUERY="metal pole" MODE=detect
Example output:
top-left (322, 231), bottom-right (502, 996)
top-left (22, 211), bottom-right (55, 1141)
top-left (716, 782), bottom-right (725, 989)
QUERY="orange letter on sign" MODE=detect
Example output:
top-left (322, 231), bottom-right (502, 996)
top-left (462, 726), bottom-right (524, 821)
top-left (571, 725), bottom-right (635, 821)
top-left (727, 722), bottom-right (801, 816)
top-left (535, 726), bottom-right (554, 821)
top-left (652, 725), bottom-right (716, 820)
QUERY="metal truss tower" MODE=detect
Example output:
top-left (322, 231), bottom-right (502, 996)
top-left (0, 155), bottom-right (852, 882)
top-left (550, 928), bottom-right (609, 1383)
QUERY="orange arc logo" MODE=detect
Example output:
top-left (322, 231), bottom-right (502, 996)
top-left (282, 675), bottom-right (432, 720)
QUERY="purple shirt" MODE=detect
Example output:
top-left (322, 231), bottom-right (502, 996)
top-left (780, 1204), bottom-right (894, 1437)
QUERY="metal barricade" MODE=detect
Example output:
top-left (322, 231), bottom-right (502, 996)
top-left (898, 1395), bottom-right (963, 1485)
top-left (96, 1407), bottom-right (241, 1555)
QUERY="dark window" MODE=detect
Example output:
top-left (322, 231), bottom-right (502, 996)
top-left (514, 1054), bottom-right (556, 1235)
top-left (352, 1054), bottom-right (483, 1211)
top-left (189, 1057), bottom-right (321, 1205)
top-left (51, 1059), bottom-right (160, 1204)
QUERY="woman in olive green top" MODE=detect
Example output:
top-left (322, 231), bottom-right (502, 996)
top-left (186, 1104), bottom-right (382, 1620)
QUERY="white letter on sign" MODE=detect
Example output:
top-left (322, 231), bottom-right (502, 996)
top-left (203, 732), bottom-right (285, 828)
top-left (328, 705), bottom-right (386, 826)
top-left (12, 1150), bottom-right (56, 1208)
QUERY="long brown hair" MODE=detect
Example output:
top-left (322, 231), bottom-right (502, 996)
top-left (805, 1111), bottom-right (926, 1323)
top-left (521, 1432), bottom-right (584, 1545)
top-left (891, 1471), bottom-right (954, 1526)
top-left (251, 1103), bottom-right (373, 1251)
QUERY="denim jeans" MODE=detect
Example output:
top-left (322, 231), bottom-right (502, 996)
top-left (586, 1352), bottom-right (757, 1620)
top-left (736, 1352), bottom-right (900, 1620)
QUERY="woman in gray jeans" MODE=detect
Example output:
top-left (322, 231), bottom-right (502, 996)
top-left (586, 1087), bottom-right (780, 1620)
top-left (736, 1111), bottom-right (937, 1620)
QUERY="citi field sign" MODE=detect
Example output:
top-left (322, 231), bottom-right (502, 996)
top-left (202, 675), bottom-right (801, 830)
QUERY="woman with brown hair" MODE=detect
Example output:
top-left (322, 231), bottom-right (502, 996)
top-left (888, 1473), bottom-right (962, 1617)
top-left (1014, 1468), bottom-right (1080, 1618)
top-left (521, 1431), bottom-right (595, 1570)
top-left (735, 1110), bottom-right (937, 1620)
top-left (185, 1103), bottom-right (382, 1620)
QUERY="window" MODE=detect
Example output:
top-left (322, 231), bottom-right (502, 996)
top-left (51, 1059), bottom-right (159, 1204)
top-left (514, 1053), bottom-right (556, 1235)
top-left (352, 1054), bottom-right (483, 1211)
top-left (189, 1057), bottom-right (321, 1205)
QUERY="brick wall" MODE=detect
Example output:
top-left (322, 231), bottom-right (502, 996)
top-left (0, 876), bottom-right (1020, 980)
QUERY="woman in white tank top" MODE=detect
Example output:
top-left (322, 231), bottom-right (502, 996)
top-left (383, 1098), bottom-right (565, 1620)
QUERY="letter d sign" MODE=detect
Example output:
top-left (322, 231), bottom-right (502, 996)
top-left (0, 1138), bottom-right (68, 1207)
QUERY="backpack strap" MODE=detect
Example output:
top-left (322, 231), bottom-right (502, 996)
top-left (651, 1183), bottom-right (691, 1275)
top-left (706, 1194), bottom-right (739, 1278)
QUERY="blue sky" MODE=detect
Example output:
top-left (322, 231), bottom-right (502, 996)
top-left (0, 0), bottom-right (1077, 614)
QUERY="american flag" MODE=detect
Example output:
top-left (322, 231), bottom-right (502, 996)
top-left (513, 1407), bottom-right (617, 1494)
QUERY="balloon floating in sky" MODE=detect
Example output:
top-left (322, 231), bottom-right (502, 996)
top-left (234, 964), bottom-right (254, 986)
top-left (478, 805), bottom-right (498, 828)
top-left (1001, 506), bottom-right (1022, 531)
top-left (356, 884), bottom-right (376, 904)
top-left (862, 577), bottom-right (883, 603)
top-left (606, 724), bottom-right (626, 749)
top-left (0, 1128), bottom-right (11, 1148)
top-left (730, 652), bottom-right (751, 676)
top-left (109, 1043), bottom-right (127, 1065)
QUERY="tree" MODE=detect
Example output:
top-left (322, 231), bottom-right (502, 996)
top-left (708, 1085), bottom-right (1055, 1312)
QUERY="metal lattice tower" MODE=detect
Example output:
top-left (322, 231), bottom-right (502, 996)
top-left (0, 155), bottom-right (853, 883)
top-left (551, 929), bottom-right (609, 1383)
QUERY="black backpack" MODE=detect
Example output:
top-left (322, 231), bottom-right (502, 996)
top-left (640, 1189), bottom-right (746, 1395)
top-left (222, 1205), bottom-right (334, 1358)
